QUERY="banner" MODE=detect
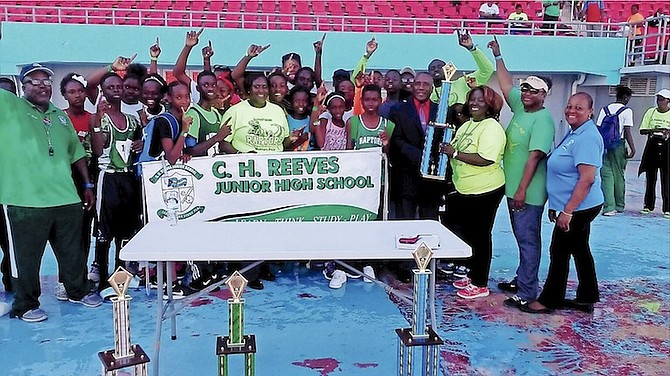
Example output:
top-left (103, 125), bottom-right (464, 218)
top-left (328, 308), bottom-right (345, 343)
top-left (141, 149), bottom-right (383, 223)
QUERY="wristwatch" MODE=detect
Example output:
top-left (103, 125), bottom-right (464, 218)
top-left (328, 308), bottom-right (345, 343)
top-left (83, 182), bottom-right (95, 190)
top-left (452, 150), bottom-right (459, 159)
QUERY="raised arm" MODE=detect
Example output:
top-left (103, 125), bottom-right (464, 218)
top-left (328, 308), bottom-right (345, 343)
top-left (231, 44), bottom-right (270, 99)
top-left (313, 33), bottom-right (325, 88)
top-left (149, 37), bottom-right (161, 74)
top-left (351, 37), bottom-right (378, 83)
top-left (487, 36), bottom-right (513, 104)
top-left (85, 54), bottom-right (136, 104)
top-left (202, 40), bottom-right (214, 72)
top-left (458, 30), bottom-right (494, 86)
top-left (174, 28), bottom-right (204, 86)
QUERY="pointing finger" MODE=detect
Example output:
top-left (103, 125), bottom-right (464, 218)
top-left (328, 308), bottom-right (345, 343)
top-left (261, 44), bottom-right (271, 52)
top-left (208, 40), bottom-right (212, 48)
top-left (196, 27), bottom-right (204, 37)
top-left (156, 36), bottom-right (160, 45)
top-left (128, 53), bottom-right (137, 62)
top-left (321, 33), bottom-right (326, 43)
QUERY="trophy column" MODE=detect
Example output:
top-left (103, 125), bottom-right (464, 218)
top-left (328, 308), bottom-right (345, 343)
top-left (396, 244), bottom-right (443, 376)
top-left (216, 271), bottom-right (257, 376)
top-left (98, 267), bottom-right (150, 376)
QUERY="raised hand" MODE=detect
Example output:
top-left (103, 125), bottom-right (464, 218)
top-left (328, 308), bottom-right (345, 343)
top-left (487, 35), bottom-right (501, 56)
top-left (202, 40), bottom-right (214, 59)
top-left (97, 98), bottom-right (112, 115)
top-left (247, 44), bottom-right (270, 58)
top-left (181, 108), bottom-right (193, 132)
top-left (365, 36), bottom-right (378, 56)
top-left (457, 29), bottom-right (474, 50)
top-left (149, 37), bottom-right (161, 59)
top-left (185, 28), bottom-right (204, 47)
top-left (316, 82), bottom-right (328, 104)
top-left (214, 119), bottom-right (232, 141)
top-left (111, 53), bottom-right (137, 72)
top-left (354, 71), bottom-right (366, 88)
top-left (379, 130), bottom-right (389, 147)
top-left (313, 33), bottom-right (326, 54)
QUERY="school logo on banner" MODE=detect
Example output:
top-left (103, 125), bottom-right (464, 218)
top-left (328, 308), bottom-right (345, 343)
top-left (149, 164), bottom-right (205, 221)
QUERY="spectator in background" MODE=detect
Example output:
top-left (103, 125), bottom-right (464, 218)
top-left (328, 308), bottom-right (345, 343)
top-left (581, 0), bottom-right (606, 37)
top-left (596, 86), bottom-right (635, 216)
top-left (0, 77), bottom-right (16, 94)
top-left (626, 4), bottom-right (645, 66)
top-left (332, 69), bottom-right (351, 90)
top-left (379, 69), bottom-right (402, 119)
top-left (507, 4), bottom-right (529, 34)
top-left (138, 73), bottom-right (168, 126)
top-left (269, 71), bottom-right (290, 112)
top-left (479, 1), bottom-right (501, 19)
top-left (399, 66), bottom-right (415, 101)
top-left (638, 89), bottom-right (670, 219)
top-left (542, 1), bottom-right (561, 33)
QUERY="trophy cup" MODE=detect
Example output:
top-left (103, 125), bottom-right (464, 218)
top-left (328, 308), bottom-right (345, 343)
top-left (216, 271), bottom-right (257, 376)
top-left (396, 243), bottom-right (443, 376)
top-left (420, 62), bottom-right (457, 180)
top-left (98, 267), bottom-right (150, 376)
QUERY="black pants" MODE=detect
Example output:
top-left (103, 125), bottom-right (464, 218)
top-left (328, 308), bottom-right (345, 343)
top-left (0, 207), bottom-right (10, 291)
top-left (444, 186), bottom-right (504, 287)
top-left (538, 205), bottom-right (601, 309)
top-left (642, 137), bottom-right (670, 213)
top-left (541, 14), bottom-right (559, 33)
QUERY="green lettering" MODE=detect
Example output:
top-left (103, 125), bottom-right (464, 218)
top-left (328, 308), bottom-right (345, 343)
top-left (267, 159), bottom-right (280, 176)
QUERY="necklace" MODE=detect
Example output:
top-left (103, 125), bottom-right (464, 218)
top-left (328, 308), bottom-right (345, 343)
top-left (42, 116), bottom-right (54, 157)
top-left (452, 119), bottom-right (485, 152)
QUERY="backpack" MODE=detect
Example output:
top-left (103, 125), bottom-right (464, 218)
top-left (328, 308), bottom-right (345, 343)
top-left (598, 106), bottom-right (626, 150)
top-left (136, 113), bottom-right (180, 177)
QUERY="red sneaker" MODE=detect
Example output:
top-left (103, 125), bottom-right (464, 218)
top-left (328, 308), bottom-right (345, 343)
top-left (457, 285), bottom-right (490, 299)
top-left (452, 277), bottom-right (471, 290)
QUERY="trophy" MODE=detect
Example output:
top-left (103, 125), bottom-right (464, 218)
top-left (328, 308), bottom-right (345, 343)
top-left (420, 62), bottom-right (457, 180)
top-left (396, 243), bottom-right (443, 376)
top-left (98, 267), bottom-right (150, 376)
top-left (216, 271), bottom-right (257, 376)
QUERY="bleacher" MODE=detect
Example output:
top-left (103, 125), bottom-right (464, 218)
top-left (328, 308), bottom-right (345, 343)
top-left (0, 1), bottom-right (665, 33)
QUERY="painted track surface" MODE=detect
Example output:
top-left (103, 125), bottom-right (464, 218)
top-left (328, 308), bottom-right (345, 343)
top-left (1, 162), bottom-right (668, 375)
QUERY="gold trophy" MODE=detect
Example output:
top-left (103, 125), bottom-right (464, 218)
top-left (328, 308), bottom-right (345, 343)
top-left (98, 267), bottom-right (150, 376)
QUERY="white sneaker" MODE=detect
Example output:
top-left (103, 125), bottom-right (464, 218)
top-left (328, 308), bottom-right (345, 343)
top-left (602, 210), bottom-right (616, 216)
top-left (363, 265), bottom-right (375, 283)
top-left (55, 282), bottom-right (68, 301)
top-left (329, 270), bottom-right (347, 289)
top-left (88, 265), bottom-right (100, 283)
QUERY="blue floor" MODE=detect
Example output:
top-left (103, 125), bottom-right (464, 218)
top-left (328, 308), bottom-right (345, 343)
top-left (1, 162), bottom-right (669, 375)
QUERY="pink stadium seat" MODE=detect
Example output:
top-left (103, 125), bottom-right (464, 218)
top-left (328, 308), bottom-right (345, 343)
top-left (367, 18), bottom-right (389, 33)
top-left (226, 1), bottom-right (241, 12)
top-left (295, 1), bottom-right (310, 15)
top-left (312, 2), bottom-right (326, 15)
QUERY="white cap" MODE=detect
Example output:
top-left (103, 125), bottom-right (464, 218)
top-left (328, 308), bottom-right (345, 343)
top-left (400, 66), bottom-right (416, 77)
top-left (520, 76), bottom-right (549, 92)
top-left (656, 89), bottom-right (670, 99)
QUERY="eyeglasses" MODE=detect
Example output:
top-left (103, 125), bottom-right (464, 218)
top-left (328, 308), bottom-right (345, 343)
top-left (401, 78), bottom-right (414, 83)
top-left (24, 78), bottom-right (53, 86)
top-left (520, 86), bottom-right (541, 94)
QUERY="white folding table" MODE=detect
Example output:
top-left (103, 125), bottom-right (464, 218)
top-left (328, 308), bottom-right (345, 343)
top-left (120, 220), bottom-right (471, 376)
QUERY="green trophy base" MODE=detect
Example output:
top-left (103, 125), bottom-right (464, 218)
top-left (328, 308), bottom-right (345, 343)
top-left (98, 344), bottom-right (150, 375)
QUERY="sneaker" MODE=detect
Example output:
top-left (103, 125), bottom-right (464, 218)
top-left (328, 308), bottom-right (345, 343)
top-left (55, 282), bottom-right (68, 301)
top-left (88, 264), bottom-right (100, 283)
top-left (457, 284), bottom-right (490, 299)
top-left (69, 292), bottom-right (103, 308)
top-left (329, 270), bottom-right (347, 289)
top-left (247, 278), bottom-right (264, 290)
top-left (640, 208), bottom-right (651, 214)
top-left (438, 262), bottom-right (455, 276)
top-left (452, 277), bottom-right (471, 290)
top-left (602, 210), bottom-right (617, 216)
top-left (503, 294), bottom-right (527, 308)
top-left (453, 265), bottom-right (469, 278)
top-left (345, 271), bottom-right (362, 279)
top-left (322, 261), bottom-right (336, 280)
top-left (259, 268), bottom-right (276, 281)
top-left (163, 282), bottom-right (187, 300)
top-left (497, 280), bottom-right (519, 293)
top-left (664, 212), bottom-right (670, 219)
top-left (18, 308), bottom-right (48, 323)
top-left (363, 265), bottom-right (375, 283)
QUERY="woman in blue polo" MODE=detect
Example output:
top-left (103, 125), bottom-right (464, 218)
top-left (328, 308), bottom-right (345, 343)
top-left (522, 92), bottom-right (604, 314)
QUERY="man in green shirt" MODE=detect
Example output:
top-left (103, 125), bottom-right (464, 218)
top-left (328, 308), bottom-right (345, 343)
top-left (428, 29), bottom-right (494, 106)
top-left (488, 40), bottom-right (556, 309)
top-left (0, 63), bottom-right (102, 323)
top-left (542, 1), bottom-right (561, 33)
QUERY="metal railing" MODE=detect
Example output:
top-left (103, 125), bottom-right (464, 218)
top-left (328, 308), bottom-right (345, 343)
top-left (624, 16), bottom-right (670, 67)
top-left (0, 4), bottom-right (629, 36)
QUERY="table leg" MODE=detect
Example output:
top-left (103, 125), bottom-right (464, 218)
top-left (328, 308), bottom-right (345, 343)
top-left (167, 261), bottom-right (177, 340)
top-left (152, 261), bottom-right (165, 376)
top-left (429, 259), bottom-right (436, 328)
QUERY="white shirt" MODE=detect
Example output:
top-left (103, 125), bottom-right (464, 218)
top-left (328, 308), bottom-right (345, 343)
top-left (596, 102), bottom-right (634, 138)
top-left (479, 3), bottom-right (500, 16)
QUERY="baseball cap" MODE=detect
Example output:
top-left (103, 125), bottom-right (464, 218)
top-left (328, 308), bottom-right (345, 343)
top-left (656, 89), bottom-right (670, 99)
top-left (400, 66), bottom-right (416, 77)
top-left (520, 76), bottom-right (549, 92)
top-left (20, 63), bottom-right (54, 82)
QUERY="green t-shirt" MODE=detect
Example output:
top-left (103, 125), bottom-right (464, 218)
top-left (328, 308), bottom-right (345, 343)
top-left (186, 103), bottom-right (222, 143)
top-left (639, 107), bottom-right (670, 131)
top-left (430, 48), bottom-right (494, 106)
top-left (222, 100), bottom-right (290, 153)
top-left (349, 115), bottom-right (396, 150)
top-left (450, 117), bottom-right (506, 194)
top-left (98, 113), bottom-right (141, 172)
top-left (0, 90), bottom-right (85, 207)
top-left (543, 1), bottom-right (560, 17)
top-left (503, 88), bottom-right (556, 206)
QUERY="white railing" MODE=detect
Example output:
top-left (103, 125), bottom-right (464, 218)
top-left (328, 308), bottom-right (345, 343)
top-left (0, 4), bottom-right (629, 37)
top-left (624, 16), bottom-right (670, 67)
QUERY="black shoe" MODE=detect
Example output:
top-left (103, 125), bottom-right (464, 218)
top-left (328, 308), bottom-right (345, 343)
top-left (497, 280), bottom-right (518, 293)
top-left (247, 278), bottom-right (264, 290)
top-left (189, 274), bottom-right (220, 292)
top-left (394, 269), bottom-right (412, 283)
top-left (561, 299), bottom-right (594, 313)
top-left (503, 295), bottom-right (527, 309)
top-left (519, 302), bottom-right (553, 314)
top-left (259, 269), bottom-right (276, 281)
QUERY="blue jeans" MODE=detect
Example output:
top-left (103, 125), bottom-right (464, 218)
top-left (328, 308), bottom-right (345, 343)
top-left (507, 199), bottom-right (544, 301)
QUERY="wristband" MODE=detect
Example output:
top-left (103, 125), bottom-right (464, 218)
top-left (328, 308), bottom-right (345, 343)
top-left (312, 106), bottom-right (319, 112)
top-left (83, 182), bottom-right (95, 190)
top-left (560, 211), bottom-right (573, 218)
top-left (468, 44), bottom-right (477, 52)
top-left (495, 55), bottom-right (503, 61)
top-left (181, 131), bottom-right (188, 138)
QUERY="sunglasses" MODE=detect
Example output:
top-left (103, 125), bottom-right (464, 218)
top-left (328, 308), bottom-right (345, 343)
top-left (24, 78), bottom-right (53, 86)
top-left (401, 78), bottom-right (414, 83)
top-left (520, 86), bottom-right (542, 94)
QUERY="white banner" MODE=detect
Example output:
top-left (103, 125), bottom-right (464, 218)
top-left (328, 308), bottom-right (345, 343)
top-left (141, 149), bottom-right (383, 223)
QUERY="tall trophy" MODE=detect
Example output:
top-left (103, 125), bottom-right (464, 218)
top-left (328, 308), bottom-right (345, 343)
top-left (420, 62), bottom-right (457, 180)
top-left (396, 243), bottom-right (443, 376)
top-left (98, 267), bottom-right (150, 376)
top-left (216, 271), bottom-right (257, 376)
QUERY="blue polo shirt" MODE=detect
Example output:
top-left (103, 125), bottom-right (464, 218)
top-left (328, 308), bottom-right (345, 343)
top-left (546, 119), bottom-right (604, 212)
